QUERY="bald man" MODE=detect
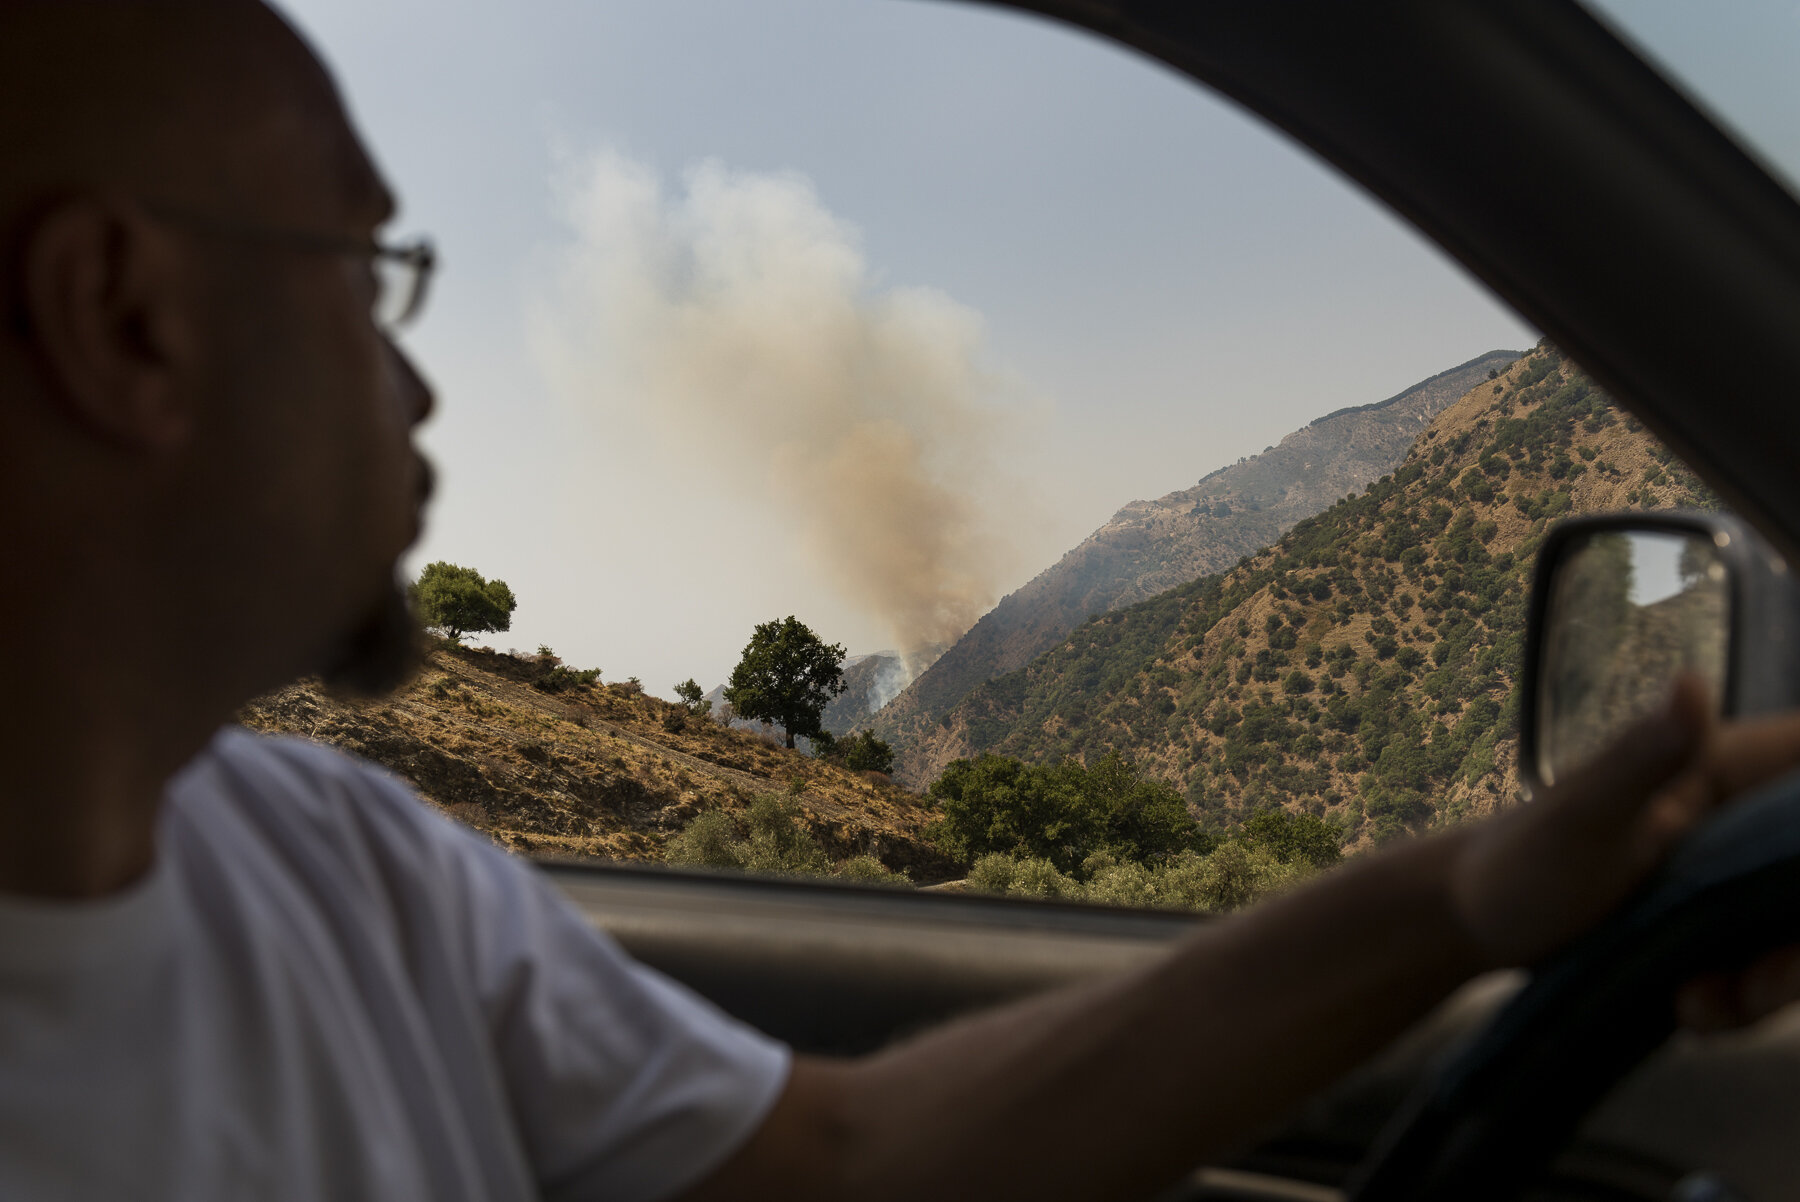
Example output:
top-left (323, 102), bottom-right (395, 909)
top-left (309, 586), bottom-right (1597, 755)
top-left (5, 2), bottom-right (1800, 1200)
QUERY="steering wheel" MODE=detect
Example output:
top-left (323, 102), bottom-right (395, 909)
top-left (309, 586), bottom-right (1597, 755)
top-left (1345, 767), bottom-right (1800, 1202)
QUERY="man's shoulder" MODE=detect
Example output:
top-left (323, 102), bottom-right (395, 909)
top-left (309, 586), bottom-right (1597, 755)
top-left (206, 724), bottom-right (406, 784)
top-left (166, 725), bottom-right (462, 863)
top-left (172, 725), bottom-right (412, 809)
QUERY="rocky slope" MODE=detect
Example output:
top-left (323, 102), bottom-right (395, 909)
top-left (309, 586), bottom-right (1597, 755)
top-left (872, 349), bottom-right (1521, 750)
top-left (821, 652), bottom-right (907, 735)
top-left (239, 645), bottom-right (953, 878)
top-left (820, 646), bottom-right (946, 736)
top-left (897, 344), bottom-right (1715, 846)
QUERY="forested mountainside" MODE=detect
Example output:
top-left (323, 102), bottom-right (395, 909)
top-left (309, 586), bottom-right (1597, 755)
top-left (872, 350), bottom-right (1520, 749)
top-left (897, 345), bottom-right (1715, 846)
top-left (240, 645), bottom-right (951, 878)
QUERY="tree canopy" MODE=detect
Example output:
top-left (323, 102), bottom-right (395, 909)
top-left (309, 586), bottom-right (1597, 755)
top-left (674, 678), bottom-right (712, 716)
top-left (928, 751), bottom-right (1207, 876)
top-left (1239, 807), bottom-right (1343, 869)
top-left (410, 561), bottom-right (517, 643)
top-left (839, 729), bottom-right (895, 774)
top-left (723, 616), bottom-right (847, 749)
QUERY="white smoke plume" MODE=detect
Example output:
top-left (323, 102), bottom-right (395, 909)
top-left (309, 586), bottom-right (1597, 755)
top-left (532, 150), bottom-right (1029, 655)
top-left (869, 655), bottom-right (913, 712)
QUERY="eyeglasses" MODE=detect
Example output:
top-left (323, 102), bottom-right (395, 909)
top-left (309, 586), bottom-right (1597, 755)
top-left (142, 202), bottom-right (437, 331)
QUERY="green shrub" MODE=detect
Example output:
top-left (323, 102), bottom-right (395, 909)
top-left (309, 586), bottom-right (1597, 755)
top-left (1459, 469), bottom-right (1495, 503)
top-left (835, 855), bottom-right (911, 886)
top-left (536, 665), bottom-right (601, 694)
top-left (964, 842), bottom-right (1320, 914)
top-left (967, 852), bottom-right (1021, 894)
top-left (1188, 841), bottom-right (1297, 911)
top-left (664, 810), bottom-right (744, 870)
top-left (1007, 857), bottom-right (1081, 899)
top-left (734, 796), bottom-right (831, 876)
top-left (1082, 855), bottom-right (1160, 908)
top-left (665, 795), bottom-right (832, 877)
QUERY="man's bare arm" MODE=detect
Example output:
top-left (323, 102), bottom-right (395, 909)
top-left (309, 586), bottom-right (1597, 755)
top-left (683, 683), bottom-right (1800, 1202)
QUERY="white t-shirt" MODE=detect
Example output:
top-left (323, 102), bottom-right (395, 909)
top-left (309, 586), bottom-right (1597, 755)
top-left (0, 728), bottom-right (791, 1202)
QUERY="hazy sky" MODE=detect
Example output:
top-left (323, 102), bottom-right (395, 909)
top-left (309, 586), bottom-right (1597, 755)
top-left (273, 0), bottom-right (1552, 695)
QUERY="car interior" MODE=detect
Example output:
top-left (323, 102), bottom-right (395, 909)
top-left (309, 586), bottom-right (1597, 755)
top-left (498, 2), bottom-right (1800, 1199)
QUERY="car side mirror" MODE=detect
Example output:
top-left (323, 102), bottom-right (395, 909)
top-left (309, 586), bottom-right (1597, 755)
top-left (1522, 513), bottom-right (1800, 791)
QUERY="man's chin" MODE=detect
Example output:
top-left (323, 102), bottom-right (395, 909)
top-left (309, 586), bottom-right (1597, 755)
top-left (319, 583), bottom-right (426, 699)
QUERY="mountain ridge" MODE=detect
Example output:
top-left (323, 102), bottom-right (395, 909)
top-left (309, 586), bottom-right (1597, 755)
top-left (872, 349), bottom-right (1522, 750)
top-left (894, 344), bottom-right (1716, 850)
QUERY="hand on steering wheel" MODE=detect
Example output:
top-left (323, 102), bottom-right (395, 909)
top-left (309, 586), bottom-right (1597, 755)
top-left (1350, 679), bottom-right (1800, 1201)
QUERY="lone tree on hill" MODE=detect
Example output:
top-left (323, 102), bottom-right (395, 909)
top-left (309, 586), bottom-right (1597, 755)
top-left (724, 616), bottom-right (847, 749)
top-left (410, 561), bottom-right (517, 643)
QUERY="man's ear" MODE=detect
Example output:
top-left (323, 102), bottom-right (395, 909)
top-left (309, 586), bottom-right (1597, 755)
top-left (18, 196), bottom-right (199, 450)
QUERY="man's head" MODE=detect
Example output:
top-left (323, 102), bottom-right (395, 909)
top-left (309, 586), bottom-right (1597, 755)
top-left (0, 0), bottom-right (434, 727)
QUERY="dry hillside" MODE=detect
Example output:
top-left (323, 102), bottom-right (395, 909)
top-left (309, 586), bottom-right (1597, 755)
top-left (898, 344), bottom-right (1715, 847)
top-left (239, 645), bottom-right (953, 878)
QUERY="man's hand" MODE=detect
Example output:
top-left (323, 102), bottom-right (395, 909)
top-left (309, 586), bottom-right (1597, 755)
top-left (1451, 675), bottom-right (1710, 968)
top-left (1451, 674), bottom-right (1800, 1008)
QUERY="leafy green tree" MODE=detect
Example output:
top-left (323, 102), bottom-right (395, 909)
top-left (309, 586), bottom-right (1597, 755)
top-left (409, 562), bottom-right (517, 643)
top-left (1240, 808), bottom-right (1343, 869)
top-left (723, 616), bottom-right (847, 749)
top-left (1081, 752), bottom-right (1211, 865)
top-left (929, 755), bottom-right (1098, 873)
top-left (674, 678), bottom-right (713, 716)
top-left (929, 752), bottom-right (1204, 875)
top-left (840, 730), bottom-right (895, 774)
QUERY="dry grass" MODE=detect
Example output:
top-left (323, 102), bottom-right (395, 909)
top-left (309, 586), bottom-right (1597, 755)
top-left (238, 644), bottom-right (954, 879)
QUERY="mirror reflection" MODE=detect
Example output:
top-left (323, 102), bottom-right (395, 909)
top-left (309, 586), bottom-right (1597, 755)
top-left (1537, 528), bottom-right (1730, 786)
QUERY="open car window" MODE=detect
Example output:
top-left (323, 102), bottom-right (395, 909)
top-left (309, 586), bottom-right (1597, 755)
top-left (256, 0), bottom-right (1715, 913)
